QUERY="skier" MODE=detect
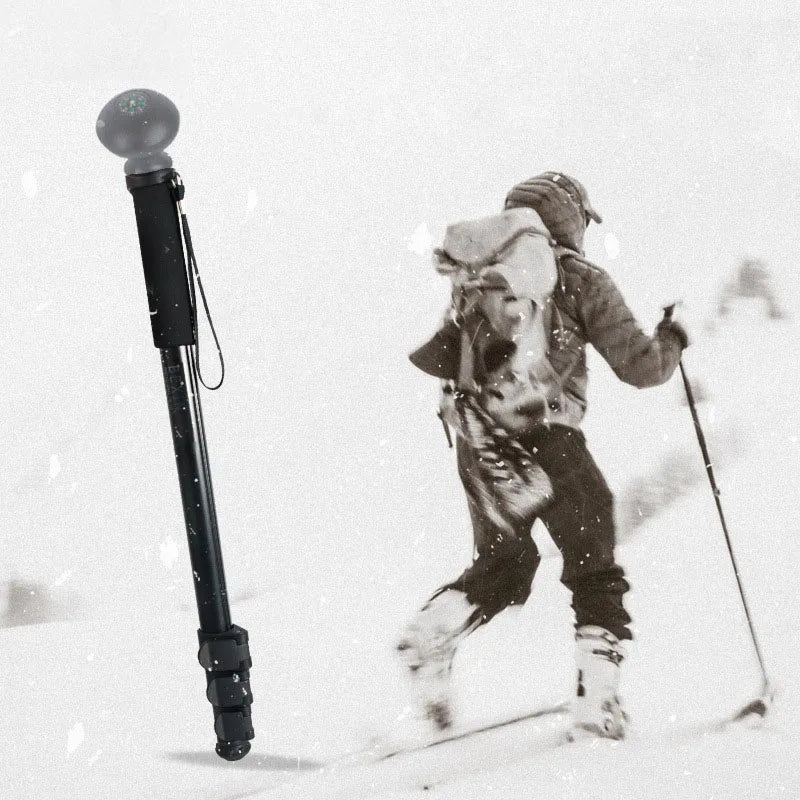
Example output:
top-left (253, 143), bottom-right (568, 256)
top-left (398, 171), bottom-right (689, 740)
top-left (717, 257), bottom-right (784, 320)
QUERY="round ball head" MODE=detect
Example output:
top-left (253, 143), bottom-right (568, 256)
top-left (96, 89), bottom-right (180, 159)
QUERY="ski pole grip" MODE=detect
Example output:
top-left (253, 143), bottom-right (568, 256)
top-left (126, 170), bottom-right (195, 348)
top-left (198, 625), bottom-right (254, 760)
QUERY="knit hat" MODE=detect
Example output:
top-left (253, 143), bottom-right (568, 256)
top-left (504, 172), bottom-right (602, 251)
top-left (544, 172), bottom-right (602, 223)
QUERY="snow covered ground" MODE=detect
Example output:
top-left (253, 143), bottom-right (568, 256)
top-left (6, 305), bottom-right (799, 800)
top-left (2, 2), bottom-right (800, 798)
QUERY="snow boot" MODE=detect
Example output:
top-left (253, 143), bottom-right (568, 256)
top-left (569, 625), bottom-right (627, 741)
top-left (396, 589), bottom-right (481, 730)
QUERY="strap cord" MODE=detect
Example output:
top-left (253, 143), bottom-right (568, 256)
top-left (170, 172), bottom-right (225, 390)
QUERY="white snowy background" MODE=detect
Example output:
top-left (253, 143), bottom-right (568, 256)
top-left (2, 1), bottom-right (800, 798)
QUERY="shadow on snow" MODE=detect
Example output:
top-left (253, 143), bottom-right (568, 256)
top-left (163, 750), bottom-right (323, 772)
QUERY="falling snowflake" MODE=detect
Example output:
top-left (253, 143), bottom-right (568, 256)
top-left (159, 535), bottom-right (180, 570)
top-left (49, 454), bottom-right (61, 480)
top-left (114, 385), bottom-right (130, 404)
top-left (408, 222), bottom-right (434, 256)
top-left (67, 722), bottom-right (84, 754)
top-left (604, 232), bottom-right (620, 260)
top-left (245, 189), bottom-right (258, 221)
top-left (49, 570), bottom-right (73, 588)
top-left (21, 171), bottom-right (38, 198)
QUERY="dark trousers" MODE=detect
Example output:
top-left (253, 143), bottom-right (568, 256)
top-left (443, 425), bottom-right (632, 641)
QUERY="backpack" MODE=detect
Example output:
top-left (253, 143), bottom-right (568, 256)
top-left (433, 206), bottom-right (562, 431)
top-left (425, 207), bottom-right (562, 527)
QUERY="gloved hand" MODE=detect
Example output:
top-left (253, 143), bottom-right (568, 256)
top-left (658, 304), bottom-right (690, 349)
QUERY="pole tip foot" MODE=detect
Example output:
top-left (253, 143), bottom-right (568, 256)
top-left (216, 740), bottom-right (251, 761)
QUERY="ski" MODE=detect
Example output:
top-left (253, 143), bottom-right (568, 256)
top-left (375, 701), bottom-right (570, 761)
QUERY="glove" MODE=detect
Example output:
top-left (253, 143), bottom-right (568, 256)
top-left (658, 304), bottom-right (690, 349)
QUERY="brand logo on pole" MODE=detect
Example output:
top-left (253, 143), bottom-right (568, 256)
top-left (118, 92), bottom-right (149, 115)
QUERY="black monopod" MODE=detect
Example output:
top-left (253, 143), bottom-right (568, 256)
top-left (96, 89), bottom-right (254, 760)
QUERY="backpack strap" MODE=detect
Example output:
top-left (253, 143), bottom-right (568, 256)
top-left (554, 245), bottom-right (603, 274)
top-left (544, 290), bottom-right (583, 388)
top-left (457, 325), bottom-right (475, 392)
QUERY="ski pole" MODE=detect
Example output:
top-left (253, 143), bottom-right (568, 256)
top-left (97, 89), bottom-right (254, 760)
top-left (437, 410), bottom-right (454, 448)
top-left (664, 306), bottom-right (771, 704)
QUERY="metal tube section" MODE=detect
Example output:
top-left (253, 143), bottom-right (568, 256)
top-left (161, 346), bottom-right (231, 633)
top-left (186, 346), bottom-right (231, 621)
